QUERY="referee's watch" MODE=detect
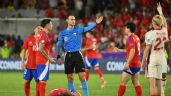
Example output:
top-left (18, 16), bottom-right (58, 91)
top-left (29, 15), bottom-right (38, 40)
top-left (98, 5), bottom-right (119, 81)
top-left (57, 55), bottom-right (61, 59)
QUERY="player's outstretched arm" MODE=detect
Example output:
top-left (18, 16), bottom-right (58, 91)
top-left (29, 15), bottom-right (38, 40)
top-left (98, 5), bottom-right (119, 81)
top-left (113, 47), bottom-right (126, 52)
top-left (141, 45), bottom-right (151, 68)
top-left (39, 43), bottom-right (55, 63)
top-left (157, 3), bottom-right (167, 28)
top-left (82, 47), bottom-right (93, 52)
top-left (83, 16), bottom-right (103, 32)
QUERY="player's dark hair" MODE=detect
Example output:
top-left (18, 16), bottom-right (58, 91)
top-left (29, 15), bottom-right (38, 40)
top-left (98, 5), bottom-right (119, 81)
top-left (40, 19), bottom-right (51, 28)
top-left (87, 31), bottom-right (96, 36)
top-left (88, 31), bottom-right (94, 35)
top-left (66, 14), bottom-right (76, 19)
top-left (125, 22), bottom-right (136, 33)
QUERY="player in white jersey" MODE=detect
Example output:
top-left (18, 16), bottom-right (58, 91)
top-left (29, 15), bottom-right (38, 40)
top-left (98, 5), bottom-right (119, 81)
top-left (142, 3), bottom-right (168, 96)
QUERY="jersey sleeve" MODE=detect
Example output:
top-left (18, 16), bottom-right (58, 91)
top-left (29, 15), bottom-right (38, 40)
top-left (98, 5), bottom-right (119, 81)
top-left (79, 23), bottom-right (97, 34)
top-left (38, 31), bottom-right (48, 44)
top-left (22, 38), bottom-right (28, 49)
top-left (145, 32), bottom-right (153, 45)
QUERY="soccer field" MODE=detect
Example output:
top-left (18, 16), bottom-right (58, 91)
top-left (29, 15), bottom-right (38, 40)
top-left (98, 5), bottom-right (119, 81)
top-left (0, 72), bottom-right (171, 96)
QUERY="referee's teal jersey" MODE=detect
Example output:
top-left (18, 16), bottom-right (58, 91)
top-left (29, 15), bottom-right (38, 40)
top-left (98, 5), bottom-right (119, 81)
top-left (57, 23), bottom-right (97, 55)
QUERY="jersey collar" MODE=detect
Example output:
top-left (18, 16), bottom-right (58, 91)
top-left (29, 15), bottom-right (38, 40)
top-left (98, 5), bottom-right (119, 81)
top-left (153, 27), bottom-right (162, 30)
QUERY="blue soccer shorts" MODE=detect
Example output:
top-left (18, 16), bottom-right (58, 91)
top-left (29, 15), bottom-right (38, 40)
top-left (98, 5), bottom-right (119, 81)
top-left (24, 69), bottom-right (38, 81)
top-left (37, 64), bottom-right (49, 81)
top-left (123, 68), bottom-right (140, 76)
top-left (84, 57), bottom-right (99, 69)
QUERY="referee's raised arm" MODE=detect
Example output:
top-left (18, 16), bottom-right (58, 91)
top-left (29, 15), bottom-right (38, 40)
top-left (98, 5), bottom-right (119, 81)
top-left (83, 16), bottom-right (104, 33)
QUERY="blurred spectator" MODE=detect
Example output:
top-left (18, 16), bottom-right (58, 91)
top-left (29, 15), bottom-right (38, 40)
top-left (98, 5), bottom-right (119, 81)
top-left (0, 40), bottom-right (11, 59)
top-left (57, 6), bottom-right (68, 19)
top-left (49, 0), bottom-right (57, 8)
top-left (15, 35), bottom-right (23, 54)
top-left (75, 0), bottom-right (83, 18)
top-left (35, 10), bottom-right (41, 18)
top-left (45, 8), bottom-right (55, 18)
top-left (106, 42), bottom-right (115, 53)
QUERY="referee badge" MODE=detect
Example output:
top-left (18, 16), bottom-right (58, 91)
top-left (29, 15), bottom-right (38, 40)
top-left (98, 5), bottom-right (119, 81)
top-left (73, 32), bottom-right (77, 36)
top-left (64, 36), bottom-right (68, 41)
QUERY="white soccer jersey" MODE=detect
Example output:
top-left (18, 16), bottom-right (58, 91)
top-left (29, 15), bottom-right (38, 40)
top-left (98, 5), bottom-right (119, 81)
top-left (145, 27), bottom-right (168, 63)
top-left (145, 28), bottom-right (168, 79)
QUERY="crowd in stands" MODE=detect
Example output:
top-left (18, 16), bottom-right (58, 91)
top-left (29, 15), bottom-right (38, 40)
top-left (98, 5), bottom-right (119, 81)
top-left (0, 0), bottom-right (171, 59)
top-left (0, 34), bottom-right (23, 59)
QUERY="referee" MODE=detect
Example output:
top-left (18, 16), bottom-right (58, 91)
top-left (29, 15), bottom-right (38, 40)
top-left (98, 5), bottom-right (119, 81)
top-left (57, 15), bottom-right (103, 96)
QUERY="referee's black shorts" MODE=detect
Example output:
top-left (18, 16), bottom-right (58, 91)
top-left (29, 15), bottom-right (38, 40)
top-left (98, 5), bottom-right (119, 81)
top-left (64, 51), bottom-right (85, 74)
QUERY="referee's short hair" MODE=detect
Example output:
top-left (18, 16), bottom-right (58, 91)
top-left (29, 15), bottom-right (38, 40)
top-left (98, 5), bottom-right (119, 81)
top-left (40, 19), bottom-right (51, 28)
top-left (125, 22), bottom-right (136, 33)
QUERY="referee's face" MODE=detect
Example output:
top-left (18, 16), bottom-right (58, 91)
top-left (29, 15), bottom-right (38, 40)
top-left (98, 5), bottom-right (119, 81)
top-left (67, 16), bottom-right (76, 26)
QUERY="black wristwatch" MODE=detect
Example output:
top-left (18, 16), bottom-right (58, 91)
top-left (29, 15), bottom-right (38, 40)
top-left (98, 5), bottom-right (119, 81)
top-left (57, 55), bottom-right (61, 59)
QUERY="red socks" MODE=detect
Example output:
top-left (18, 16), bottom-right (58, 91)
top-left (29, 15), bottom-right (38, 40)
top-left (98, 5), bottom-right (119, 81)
top-left (36, 82), bottom-right (40, 96)
top-left (24, 82), bottom-right (30, 96)
top-left (85, 69), bottom-right (89, 81)
top-left (118, 85), bottom-right (126, 96)
top-left (39, 82), bottom-right (46, 96)
top-left (95, 68), bottom-right (103, 78)
top-left (135, 86), bottom-right (142, 96)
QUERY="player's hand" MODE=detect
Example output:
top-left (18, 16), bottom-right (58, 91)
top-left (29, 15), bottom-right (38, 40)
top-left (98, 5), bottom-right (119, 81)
top-left (81, 48), bottom-right (86, 52)
top-left (124, 63), bottom-right (129, 69)
top-left (57, 58), bottom-right (62, 65)
top-left (96, 16), bottom-right (103, 24)
top-left (157, 3), bottom-right (163, 15)
top-left (49, 58), bottom-right (56, 63)
top-left (113, 47), bottom-right (119, 52)
top-left (21, 63), bottom-right (26, 69)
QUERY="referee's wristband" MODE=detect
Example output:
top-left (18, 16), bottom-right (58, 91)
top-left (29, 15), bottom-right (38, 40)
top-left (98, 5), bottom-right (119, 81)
top-left (57, 55), bottom-right (61, 59)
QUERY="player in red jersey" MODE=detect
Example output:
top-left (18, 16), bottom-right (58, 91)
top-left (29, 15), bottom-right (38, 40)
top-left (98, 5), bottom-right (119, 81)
top-left (48, 88), bottom-right (81, 96)
top-left (82, 31), bottom-right (106, 88)
top-left (21, 26), bottom-right (43, 96)
top-left (36, 19), bottom-right (55, 96)
top-left (114, 22), bottom-right (142, 96)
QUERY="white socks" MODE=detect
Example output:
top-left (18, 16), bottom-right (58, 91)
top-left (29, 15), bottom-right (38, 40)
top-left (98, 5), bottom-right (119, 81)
top-left (161, 80), bottom-right (166, 96)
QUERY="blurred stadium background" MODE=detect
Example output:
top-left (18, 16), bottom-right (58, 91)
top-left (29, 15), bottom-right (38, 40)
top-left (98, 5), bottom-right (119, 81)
top-left (0, 0), bottom-right (171, 96)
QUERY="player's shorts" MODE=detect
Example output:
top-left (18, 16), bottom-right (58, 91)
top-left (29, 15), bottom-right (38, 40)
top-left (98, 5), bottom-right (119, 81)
top-left (162, 62), bottom-right (168, 73)
top-left (64, 51), bottom-right (85, 74)
top-left (84, 57), bottom-right (99, 69)
top-left (37, 64), bottom-right (49, 81)
top-left (123, 68), bottom-right (140, 76)
top-left (24, 68), bottom-right (38, 81)
top-left (146, 58), bottom-right (166, 79)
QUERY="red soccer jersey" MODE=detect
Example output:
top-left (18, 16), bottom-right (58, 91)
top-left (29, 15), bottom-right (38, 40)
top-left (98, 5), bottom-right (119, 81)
top-left (85, 38), bottom-right (99, 58)
top-left (48, 88), bottom-right (67, 96)
top-left (126, 34), bottom-right (141, 68)
top-left (22, 35), bottom-right (37, 69)
top-left (36, 31), bottom-right (51, 64)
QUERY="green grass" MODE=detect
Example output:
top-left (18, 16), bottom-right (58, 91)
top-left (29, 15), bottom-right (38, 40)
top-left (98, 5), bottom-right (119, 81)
top-left (0, 72), bottom-right (171, 96)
